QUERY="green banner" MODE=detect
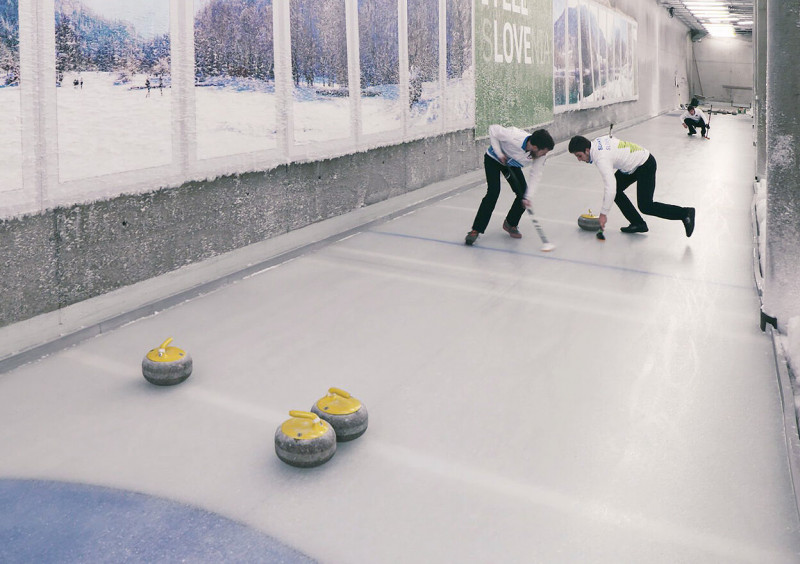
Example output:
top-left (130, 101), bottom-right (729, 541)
top-left (474, 0), bottom-right (553, 136)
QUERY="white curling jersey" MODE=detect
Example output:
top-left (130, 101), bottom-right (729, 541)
top-left (589, 135), bottom-right (650, 215)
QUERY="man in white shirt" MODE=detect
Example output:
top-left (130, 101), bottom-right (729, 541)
top-left (465, 126), bottom-right (554, 246)
top-left (568, 135), bottom-right (695, 237)
top-left (680, 105), bottom-right (709, 137)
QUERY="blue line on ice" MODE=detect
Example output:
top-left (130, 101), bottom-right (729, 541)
top-left (367, 230), bottom-right (752, 291)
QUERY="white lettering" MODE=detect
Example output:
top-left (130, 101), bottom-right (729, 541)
top-left (494, 20), bottom-right (504, 62)
top-left (523, 27), bottom-right (532, 63)
top-left (480, 19), bottom-right (494, 62)
top-left (511, 0), bottom-right (520, 14)
top-left (503, 22), bottom-right (514, 63)
top-left (520, 0), bottom-right (528, 16)
top-left (502, 0), bottom-right (511, 11)
top-left (483, 18), bottom-right (537, 66)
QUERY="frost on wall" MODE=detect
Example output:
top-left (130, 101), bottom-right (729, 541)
top-left (194, 0), bottom-right (277, 159)
top-left (54, 0), bottom-right (172, 182)
top-left (0, 0), bottom-right (21, 192)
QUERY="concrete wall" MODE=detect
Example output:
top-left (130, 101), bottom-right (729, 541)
top-left (691, 36), bottom-right (754, 106)
top-left (0, 0), bottom-right (692, 331)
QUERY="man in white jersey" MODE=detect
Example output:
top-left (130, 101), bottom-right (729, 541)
top-left (680, 105), bottom-right (709, 137)
top-left (465, 126), bottom-right (554, 246)
top-left (568, 135), bottom-right (695, 236)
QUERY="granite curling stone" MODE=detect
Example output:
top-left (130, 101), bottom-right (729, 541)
top-left (275, 410), bottom-right (337, 468)
top-left (578, 211), bottom-right (601, 232)
top-left (311, 387), bottom-right (368, 442)
top-left (142, 337), bottom-right (192, 386)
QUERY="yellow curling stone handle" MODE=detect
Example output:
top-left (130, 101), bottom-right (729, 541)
top-left (145, 337), bottom-right (188, 363)
top-left (316, 387), bottom-right (362, 415)
top-left (281, 410), bottom-right (329, 440)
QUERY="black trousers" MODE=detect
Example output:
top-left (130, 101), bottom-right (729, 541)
top-left (471, 154), bottom-right (527, 233)
top-left (614, 155), bottom-right (686, 225)
top-left (684, 117), bottom-right (707, 135)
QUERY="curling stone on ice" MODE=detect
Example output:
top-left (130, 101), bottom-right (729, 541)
top-left (311, 387), bottom-right (368, 442)
top-left (578, 210), bottom-right (601, 232)
top-left (142, 337), bottom-right (192, 386)
top-left (275, 410), bottom-right (337, 468)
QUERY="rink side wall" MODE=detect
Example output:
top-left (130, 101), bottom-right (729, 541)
top-left (1, 0), bottom-right (691, 335)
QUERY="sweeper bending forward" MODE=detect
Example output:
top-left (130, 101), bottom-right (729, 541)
top-left (568, 135), bottom-right (695, 237)
top-left (465, 126), bottom-right (554, 246)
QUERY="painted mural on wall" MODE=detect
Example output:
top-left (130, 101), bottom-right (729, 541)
top-left (474, 0), bottom-right (553, 136)
top-left (359, 0), bottom-right (401, 136)
top-left (0, 0), bottom-right (21, 192)
top-left (54, 0), bottom-right (171, 181)
top-left (407, 0), bottom-right (440, 129)
top-left (290, 0), bottom-right (351, 144)
top-left (553, 0), bottom-right (637, 111)
top-left (194, 0), bottom-right (277, 159)
top-left (447, 0), bottom-right (474, 124)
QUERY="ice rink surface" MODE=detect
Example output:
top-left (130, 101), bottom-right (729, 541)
top-left (2, 113), bottom-right (800, 563)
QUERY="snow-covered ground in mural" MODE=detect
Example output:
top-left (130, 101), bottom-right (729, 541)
top-left (56, 73), bottom-right (173, 182)
top-left (0, 86), bottom-right (23, 192)
top-left (0, 70), bottom-right (474, 187)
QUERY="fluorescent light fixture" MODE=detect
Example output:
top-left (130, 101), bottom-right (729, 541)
top-left (694, 13), bottom-right (736, 19)
top-left (737, 20), bottom-right (754, 25)
top-left (704, 23), bottom-right (735, 37)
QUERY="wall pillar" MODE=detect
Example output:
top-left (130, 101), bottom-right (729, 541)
top-left (762, 0), bottom-right (800, 331)
top-left (754, 0), bottom-right (767, 180)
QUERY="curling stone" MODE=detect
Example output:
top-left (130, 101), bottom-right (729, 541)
top-left (578, 211), bottom-right (601, 232)
top-left (275, 410), bottom-right (337, 468)
top-left (142, 337), bottom-right (192, 386)
top-left (311, 387), bottom-right (368, 442)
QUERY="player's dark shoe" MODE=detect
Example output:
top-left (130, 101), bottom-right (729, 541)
top-left (687, 131), bottom-right (695, 136)
top-left (502, 220), bottom-right (522, 239)
top-left (620, 223), bottom-right (649, 234)
top-left (465, 230), bottom-right (479, 245)
top-left (683, 208), bottom-right (696, 237)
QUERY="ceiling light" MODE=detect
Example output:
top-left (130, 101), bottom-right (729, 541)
top-left (704, 23), bottom-right (736, 37)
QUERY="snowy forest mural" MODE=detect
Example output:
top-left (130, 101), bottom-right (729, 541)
top-left (2, 0), bottom-right (641, 214)
top-left (54, 0), bottom-right (172, 181)
top-left (359, 0), bottom-right (401, 135)
top-left (194, 0), bottom-right (277, 158)
top-left (290, 0), bottom-right (351, 143)
top-left (0, 0), bottom-right (21, 192)
top-left (553, 0), bottom-right (637, 110)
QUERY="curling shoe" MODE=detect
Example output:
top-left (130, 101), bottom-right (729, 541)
top-left (683, 208), bottom-right (696, 238)
top-left (620, 223), bottom-right (649, 234)
top-left (502, 220), bottom-right (522, 239)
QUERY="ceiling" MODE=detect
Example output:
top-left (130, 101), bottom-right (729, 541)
top-left (655, 0), bottom-right (754, 39)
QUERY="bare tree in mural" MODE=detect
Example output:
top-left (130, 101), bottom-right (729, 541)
top-left (195, 0), bottom-right (274, 81)
top-left (0, 0), bottom-right (19, 85)
top-left (407, 0), bottom-right (437, 106)
top-left (359, 0), bottom-right (398, 89)
top-left (54, 1), bottom-right (169, 84)
top-left (291, 0), bottom-right (347, 91)
top-left (446, 0), bottom-right (471, 79)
